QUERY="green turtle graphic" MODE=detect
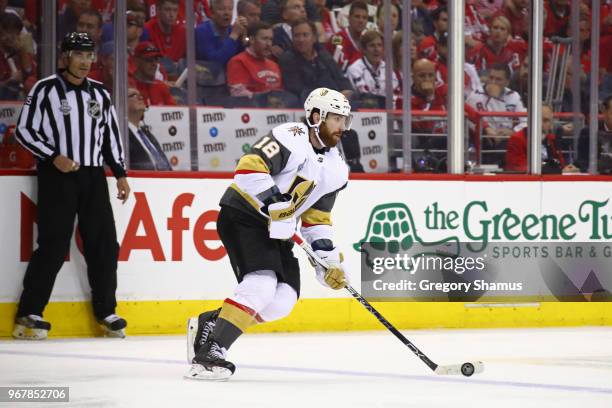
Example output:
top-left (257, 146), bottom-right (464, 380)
top-left (354, 203), bottom-right (459, 256)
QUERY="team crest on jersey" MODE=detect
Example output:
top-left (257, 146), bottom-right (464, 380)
top-left (288, 125), bottom-right (305, 136)
top-left (331, 35), bottom-right (342, 46)
top-left (87, 99), bottom-right (102, 119)
top-left (59, 99), bottom-right (71, 115)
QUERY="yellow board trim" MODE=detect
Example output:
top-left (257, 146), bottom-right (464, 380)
top-left (301, 208), bottom-right (332, 225)
top-left (235, 154), bottom-right (270, 173)
top-left (1, 300), bottom-right (611, 338)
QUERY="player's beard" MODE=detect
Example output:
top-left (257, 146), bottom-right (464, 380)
top-left (319, 121), bottom-right (342, 147)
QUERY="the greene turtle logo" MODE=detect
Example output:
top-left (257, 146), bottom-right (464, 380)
top-left (354, 203), bottom-right (459, 256)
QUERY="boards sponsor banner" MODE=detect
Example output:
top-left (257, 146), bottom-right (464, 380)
top-left (0, 103), bottom-right (20, 126)
top-left (0, 176), bottom-right (341, 303)
top-left (196, 108), bottom-right (389, 173)
top-left (0, 175), bottom-right (609, 303)
top-left (197, 108), bottom-right (297, 171)
top-left (143, 106), bottom-right (190, 170)
top-left (349, 111), bottom-right (389, 172)
top-left (0, 103), bottom-right (192, 171)
top-left (0, 102), bottom-right (35, 169)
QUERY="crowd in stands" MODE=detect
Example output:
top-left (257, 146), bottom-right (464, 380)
top-left (1, 0), bottom-right (612, 173)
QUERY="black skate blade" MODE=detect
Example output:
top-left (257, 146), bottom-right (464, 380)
top-left (184, 363), bottom-right (234, 381)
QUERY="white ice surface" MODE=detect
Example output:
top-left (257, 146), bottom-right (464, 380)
top-left (1, 327), bottom-right (611, 407)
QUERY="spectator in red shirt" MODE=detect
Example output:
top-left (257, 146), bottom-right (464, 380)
top-left (470, 0), bottom-right (503, 21)
top-left (131, 42), bottom-right (177, 106)
top-left (409, 58), bottom-right (447, 134)
top-left (544, 0), bottom-right (570, 37)
top-left (408, 58), bottom-right (490, 137)
top-left (91, 11), bottom-right (147, 89)
top-left (145, 0), bottom-right (210, 24)
top-left (313, 0), bottom-right (337, 43)
top-left (227, 22), bottom-right (283, 98)
top-left (409, 57), bottom-right (448, 170)
top-left (89, 41), bottom-right (115, 90)
top-left (0, 12), bottom-right (35, 100)
top-left (144, 0), bottom-right (186, 63)
top-left (505, 104), bottom-right (565, 172)
top-left (417, 6), bottom-right (447, 62)
top-left (468, 15), bottom-right (527, 75)
top-left (327, 1), bottom-right (368, 72)
top-left (576, 15), bottom-right (612, 78)
top-left (126, 11), bottom-right (145, 77)
top-left (408, 57), bottom-right (495, 171)
top-left (492, 0), bottom-right (529, 40)
top-left (100, 1), bottom-right (150, 44)
top-left (464, 1), bottom-right (489, 47)
top-left (434, 33), bottom-right (482, 98)
top-left (601, 2), bottom-right (612, 37)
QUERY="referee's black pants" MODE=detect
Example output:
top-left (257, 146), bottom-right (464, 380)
top-left (17, 162), bottom-right (120, 321)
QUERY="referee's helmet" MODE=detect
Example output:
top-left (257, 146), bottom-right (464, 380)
top-left (61, 32), bottom-right (96, 53)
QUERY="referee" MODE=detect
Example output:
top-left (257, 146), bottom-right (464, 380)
top-left (13, 32), bottom-right (131, 339)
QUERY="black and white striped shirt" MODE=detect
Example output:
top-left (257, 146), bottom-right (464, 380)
top-left (16, 72), bottom-right (126, 178)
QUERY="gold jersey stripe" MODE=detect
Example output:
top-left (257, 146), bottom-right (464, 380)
top-left (235, 154), bottom-right (270, 173)
top-left (301, 208), bottom-right (332, 225)
top-left (229, 183), bottom-right (263, 213)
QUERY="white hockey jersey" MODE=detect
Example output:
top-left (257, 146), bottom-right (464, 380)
top-left (220, 122), bottom-right (349, 244)
top-left (346, 57), bottom-right (400, 99)
top-left (465, 86), bottom-right (527, 132)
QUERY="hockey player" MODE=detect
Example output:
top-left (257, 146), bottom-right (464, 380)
top-left (186, 88), bottom-right (351, 380)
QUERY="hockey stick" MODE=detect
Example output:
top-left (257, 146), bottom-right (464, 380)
top-left (291, 234), bottom-right (484, 377)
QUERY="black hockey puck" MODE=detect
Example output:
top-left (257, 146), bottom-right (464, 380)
top-left (461, 363), bottom-right (475, 377)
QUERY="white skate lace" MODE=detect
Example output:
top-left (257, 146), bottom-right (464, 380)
top-left (199, 321), bottom-right (215, 347)
top-left (28, 315), bottom-right (43, 321)
top-left (208, 342), bottom-right (227, 360)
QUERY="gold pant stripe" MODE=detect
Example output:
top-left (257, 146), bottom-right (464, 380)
top-left (301, 208), bottom-right (332, 225)
top-left (219, 300), bottom-right (257, 332)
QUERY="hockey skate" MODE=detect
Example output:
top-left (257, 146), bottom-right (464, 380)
top-left (186, 308), bottom-right (220, 362)
top-left (185, 339), bottom-right (235, 381)
top-left (98, 314), bottom-right (127, 338)
top-left (13, 315), bottom-right (51, 340)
